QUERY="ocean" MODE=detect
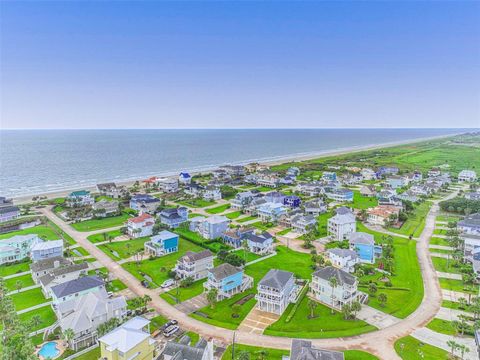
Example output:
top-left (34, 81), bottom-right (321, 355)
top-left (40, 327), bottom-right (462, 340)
top-left (0, 128), bottom-right (465, 198)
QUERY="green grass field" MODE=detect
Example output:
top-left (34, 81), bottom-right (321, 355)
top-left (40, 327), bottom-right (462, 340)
top-left (70, 213), bottom-right (130, 232)
top-left (160, 279), bottom-right (206, 305)
top-left (18, 306), bottom-right (57, 332)
top-left (429, 237), bottom-right (450, 246)
top-left (11, 288), bottom-right (49, 311)
top-left (4, 273), bottom-right (34, 292)
top-left (428, 248), bottom-right (452, 254)
top-left (0, 224), bottom-right (58, 240)
top-left (122, 238), bottom-right (204, 287)
top-left (431, 257), bottom-right (461, 274)
top-left (426, 318), bottom-right (464, 337)
top-left (387, 202), bottom-right (431, 238)
top-left (352, 191), bottom-right (378, 210)
top-left (107, 279), bottom-right (128, 292)
top-left (205, 204), bottom-right (231, 214)
top-left (265, 297), bottom-right (377, 338)
top-left (86, 229), bottom-right (123, 243)
top-left (439, 278), bottom-right (476, 294)
top-left (237, 215), bottom-right (257, 223)
top-left (441, 300), bottom-right (473, 312)
top-left (98, 236), bottom-right (150, 260)
top-left (177, 199), bottom-right (217, 208)
top-left (226, 211), bottom-right (242, 219)
top-left (394, 335), bottom-right (449, 360)
top-left (0, 261), bottom-right (31, 277)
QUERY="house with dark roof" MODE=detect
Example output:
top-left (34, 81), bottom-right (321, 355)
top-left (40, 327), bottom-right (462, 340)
top-left (30, 256), bottom-right (71, 282)
top-left (310, 266), bottom-right (361, 309)
top-left (129, 194), bottom-right (160, 214)
top-left (256, 269), bottom-right (297, 315)
top-left (0, 205), bottom-right (20, 223)
top-left (174, 250), bottom-right (214, 281)
top-left (458, 213), bottom-right (480, 236)
top-left (96, 182), bottom-right (126, 198)
top-left (285, 340), bottom-right (344, 360)
top-left (204, 263), bottom-right (253, 301)
top-left (162, 335), bottom-right (214, 360)
top-left (246, 231), bottom-right (274, 254)
top-left (222, 227), bottom-right (255, 248)
top-left (38, 261), bottom-right (89, 298)
top-left (160, 207), bottom-right (189, 228)
top-left (51, 275), bottom-right (105, 305)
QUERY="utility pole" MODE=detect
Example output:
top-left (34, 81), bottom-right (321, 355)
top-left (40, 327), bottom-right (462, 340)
top-left (232, 331), bottom-right (236, 360)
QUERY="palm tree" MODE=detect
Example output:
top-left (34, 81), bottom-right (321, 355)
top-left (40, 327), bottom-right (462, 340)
top-left (242, 239), bottom-right (248, 263)
top-left (238, 350), bottom-right (250, 360)
top-left (255, 350), bottom-right (268, 360)
top-left (378, 293), bottom-right (387, 308)
top-left (458, 344), bottom-right (470, 359)
top-left (206, 288), bottom-right (218, 309)
top-left (307, 299), bottom-right (318, 319)
top-left (30, 314), bottom-right (42, 330)
top-left (15, 280), bottom-right (23, 293)
top-left (368, 283), bottom-right (377, 296)
top-left (446, 340), bottom-right (459, 357)
top-left (142, 294), bottom-right (152, 312)
top-left (328, 276), bottom-right (338, 314)
top-left (62, 328), bottom-right (75, 348)
top-left (350, 301), bottom-right (361, 319)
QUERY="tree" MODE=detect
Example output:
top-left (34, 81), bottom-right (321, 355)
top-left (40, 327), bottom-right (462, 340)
top-left (142, 294), bottom-right (152, 312)
top-left (350, 301), bottom-right (362, 318)
top-left (368, 283), bottom-right (377, 296)
top-left (231, 304), bottom-right (241, 318)
top-left (446, 340), bottom-right (459, 357)
top-left (62, 328), bottom-right (75, 348)
top-left (307, 299), bottom-right (318, 318)
top-left (238, 350), bottom-right (251, 360)
top-left (341, 303), bottom-right (352, 320)
top-left (458, 344), bottom-right (470, 359)
top-left (15, 280), bottom-right (23, 293)
top-left (207, 288), bottom-right (218, 309)
top-left (328, 276), bottom-right (338, 314)
top-left (255, 350), bottom-right (269, 360)
top-left (242, 239), bottom-right (248, 263)
top-left (180, 276), bottom-right (194, 288)
top-left (30, 314), bottom-right (42, 330)
top-left (378, 293), bottom-right (387, 308)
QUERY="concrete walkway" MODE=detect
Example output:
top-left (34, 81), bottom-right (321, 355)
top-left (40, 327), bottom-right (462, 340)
top-left (238, 308), bottom-right (280, 335)
top-left (442, 289), bottom-right (472, 302)
top-left (3, 270), bottom-right (30, 279)
top-left (356, 305), bottom-right (401, 329)
top-left (429, 245), bottom-right (454, 251)
top-left (411, 328), bottom-right (477, 360)
top-left (362, 223), bottom-right (413, 240)
top-left (7, 284), bottom-right (41, 296)
top-left (435, 307), bottom-right (472, 322)
top-left (17, 301), bottom-right (52, 314)
top-left (436, 271), bottom-right (462, 280)
top-left (430, 252), bottom-right (449, 259)
top-left (174, 293), bottom-right (209, 315)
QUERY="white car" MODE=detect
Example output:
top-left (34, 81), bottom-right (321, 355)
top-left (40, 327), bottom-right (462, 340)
top-left (161, 279), bottom-right (174, 288)
top-left (163, 325), bottom-right (179, 337)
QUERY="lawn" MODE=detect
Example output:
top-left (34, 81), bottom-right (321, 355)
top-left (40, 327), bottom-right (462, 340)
top-left (4, 273), bottom-right (34, 292)
top-left (86, 229), bottom-right (123, 243)
top-left (276, 228), bottom-right (291, 236)
top-left (352, 191), bottom-right (378, 210)
top-left (394, 335), bottom-right (449, 360)
top-left (107, 279), bottom-right (127, 292)
top-left (226, 211), bottom-right (242, 219)
top-left (205, 204), bottom-right (231, 214)
top-left (251, 221), bottom-right (275, 231)
top-left (71, 246), bottom-right (90, 257)
top-left (98, 236), bottom-right (150, 260)
top-left (265, 296), bottom-right (377, 338)
top-left (150, 314), bottom-right (169, 333)
top-left (190, 289), bottom-right (257, 330)
top-left (122, 239), bottom-right (204, 288)
top-left (0, 261), bottom-right (31, 277)
top-left (0, 224), bottom-right (58, 241)
top-left (433, 229), bottom-right (448, 235)
top-left (441, 300), bottom-right (473, 313)
top-left (426, 318), bottom-right (463, 337)
top-left (237, 216), bottom-right (257, 223)
top-left (428, 248), bottom-right (452, 255)
top-left (221, 344), bottom-right (289, 360)
top-left (177, 199), bottom-right (217, 208)
top-left (316, 211), bottom-right (334, 237)
top-left (387, 202), bottom-right (431, 238)
top-left (356, 223), bottom-right (424, 318)
top-left (439, 278), bottom-right (476, 294)
top-left (66, 347), bottom-right (100, 360)
top-left (429, 237), bottom-right (450, 246)
top-left (11, 288), bottom-right (49, 311)
top-left (70, 213), bottom-right (130, 232)
top-left (160, 279), bottom-right (206, 305)
top-left (18, 306), bottom-right (57, 332)
top-left (431, 257), bottom-right (462, 274)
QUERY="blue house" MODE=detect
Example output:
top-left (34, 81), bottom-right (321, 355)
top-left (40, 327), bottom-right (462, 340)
top-left (348, 232), bottom-right (382, 264)
top-left (322, 172), bottom-right (337, 181)
top-left (377, 166), bottom-right (399, 178)
top-left (204, 263), bottom-right (253, 301)
top-left (179, 172), bottom-right (192, 185)
top-left (159, 207), bottom-right (188, 228)
top-left (283, 195), bottom-right (301, 209)
top-left (144, 230), bottom-right (179, 257)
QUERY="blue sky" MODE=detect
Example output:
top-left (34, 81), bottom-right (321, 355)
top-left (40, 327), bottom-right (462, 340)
top-left (1, 1), bottom-right (479, 129)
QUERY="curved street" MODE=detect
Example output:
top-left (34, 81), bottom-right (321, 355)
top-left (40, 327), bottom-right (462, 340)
top-left (39, 190), bottom-right (458, 360)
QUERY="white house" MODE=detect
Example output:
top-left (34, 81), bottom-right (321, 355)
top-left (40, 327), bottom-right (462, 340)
top-left (156, 177), bottom-right (179, 193)
top-left (245, 231), bottom-right (274, 254)
top-left (66, 190), bottom-right (94, 207)
top-left (255, 269), bottom-right (297, 315)
top-left (126, 213), bottom-right (154, 238)
top-left (458, 170), bottom-right (477, 183)
top-left (144, 231), bottom-right (179, 257)
top-left (31, 240), bottom-right (64, 261)
top-left (257, 202), bottom-right (287, 223)
top-left (327, 207), bottom-right (356, 240)
top-left (202, 186), bottom-right (222, 201)
top-left (179, 172), bottom-right (192, 185)
top-left (189, 215), bottom-right (230, 240)
top-left (361, 168), bottom-right (376, 180)
top-left (174, 250), bottom-right (214, 280)
top-left (326, 248), bottom-right (359, 273)
top-left (37, 262), bottom-right (89, 298)
top-left (303, 199), bottom-right (327, 216)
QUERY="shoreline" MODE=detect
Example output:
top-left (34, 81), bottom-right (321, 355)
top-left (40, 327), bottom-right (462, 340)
top-left (11, 131), bottom-right (463, 204)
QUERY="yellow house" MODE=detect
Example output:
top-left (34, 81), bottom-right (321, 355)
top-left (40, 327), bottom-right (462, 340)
top-left (98, 316), bottom-right (155, 360)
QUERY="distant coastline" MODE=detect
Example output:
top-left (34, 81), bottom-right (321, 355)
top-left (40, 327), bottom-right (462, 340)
top-left (8, 130), bottom-right (465, 204)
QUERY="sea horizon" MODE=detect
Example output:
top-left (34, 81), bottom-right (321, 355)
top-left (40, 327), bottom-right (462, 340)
top-left (0, 128), bottom-right (474, 199)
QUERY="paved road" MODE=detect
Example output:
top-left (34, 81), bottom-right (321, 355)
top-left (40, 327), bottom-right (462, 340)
top-left (38, 191), bottom-right (458, 359)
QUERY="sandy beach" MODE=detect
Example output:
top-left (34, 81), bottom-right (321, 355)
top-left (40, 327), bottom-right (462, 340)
top-left (11, 131), bottom-right (463, 205)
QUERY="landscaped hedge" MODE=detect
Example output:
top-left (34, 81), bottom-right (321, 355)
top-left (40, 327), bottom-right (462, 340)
top-left (285, 284), bottom-right (309, 323)
top-left (439, 197), bottom-right (480, 214)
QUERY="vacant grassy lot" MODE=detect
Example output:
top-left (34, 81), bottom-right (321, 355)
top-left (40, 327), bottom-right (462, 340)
top-left (429, 237), bottom-right (450, 246)
top-left (4, 273), bottom-right (34, 292)
top-left (265, 297), bottom-right (377, 338)
top-left (225, 211), bottom-right (242, 219)
top-left (71, 213), bottom-right (130, 232)
top-left (18, 306), bottom-right (57, 331)
top-left (177, 199), bottom-right (217, 208)
top-left (0, 224), bottom-right (58, 240)
top-left (107, 279), bottom-right (128, 292)
top-left (394, 335), bottom-right (449, 360)
top-left (439, 278), bottom-right (475, 294)
top-left (122, 239), bottom-right (204, 287)
top-left (98, 236), bottom-right (150, 260)
top-left (237, 215), bottom-right (257, 223)
top-left (11, 288), bottom-right (49, 311)
top-left (0, 261), bottom-right (31, 277)
top-left (431, 257), bottom-right (461, 274)
top-left (205, 204), bottom-right (231, 214)
top-left (352, 191), bottom-right (378, 210)
top-left (160, 279), bottom-right (206, 305)
top-left (388, 202), bottom-right (431, 238)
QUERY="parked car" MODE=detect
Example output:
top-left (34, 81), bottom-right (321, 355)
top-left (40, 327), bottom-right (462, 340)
top-left (141, 280), bottom-right (150, 288)
top-left (165, 319), bottom-right (178, 328)
top-left (163, 325), bottom-right (180, 337)
top-left (161, 279), bottom-right (174, 288)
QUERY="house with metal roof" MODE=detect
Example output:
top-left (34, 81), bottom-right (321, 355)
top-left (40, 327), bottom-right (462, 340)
top-left (255, 269), bottom-right (297, 315)
top-left (144, 230), bottom-right (179, 257)
top-left (67, 190), bottom-right (94, 207)
top-left (204, 263), bottom-right (253, 301)
top-left (245, 231), bottom-right (274, 254)
top-left (174, 250), bottom-right (214, 281)
top-left (162, 335), bottom-right (214, 360)
top-left (51, 275), bottom-right (105, 304)
top-left (285, 340), bottom-right (344, 360)
top-left (129, 194), bottom-right (160, 214)
top-left (160, 207), bottom-right (189, 228)
top-left (458, 213), bottom-right (480, 236)
top-left (326, 248), bottom-right (359, 273)
top-left (30, 256), bottom-right (71, 282)
top-left (327, 207), bottom-right (356, 240)
top-left (0, 205), bottom-right (20, 223)
top-left (38, 261), bottom-right (89, 298)
top-left (0, 234), bottom-right (43, 265)
top-left (31, 239), bottom-right (64, 261)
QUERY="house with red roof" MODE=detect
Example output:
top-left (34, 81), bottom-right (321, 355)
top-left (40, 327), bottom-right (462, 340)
top-left (127, 213), bottom-right (155, 238)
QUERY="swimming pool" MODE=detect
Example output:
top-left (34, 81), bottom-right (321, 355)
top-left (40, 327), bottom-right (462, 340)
top-left (38, 341), bottom-right (60, 359)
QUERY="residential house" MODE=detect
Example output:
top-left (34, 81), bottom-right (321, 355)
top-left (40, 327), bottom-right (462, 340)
top-left (231, 191), bottom-right (256, 211)
top-left (303, 199), bottom-right (327, 216)
top-left (366, 205), bottom-right (401, 226)
top-left (409, 185), bottom-right (431, 197)
top-left (203, 263), bottom-right (253, 301)
top-left (278, 209), bottom-right (303, 228)
top-left (325, 188), bottom-right (354, 202)
top-left (144, 230), bottom-right (179, 257)
top-left (67, 190), bottom-right (95, 207)
top-left (360, 168), bottom-right (377, 181)
top-left (246, 231), bottom-right (274, 254)
top-left (396, 190), bottom-right (419, 203)
top-left (185, 183), bottom-right (203, 197)
top-left (285, 340), bottom-right (344, 360)
top-left (326, 248), bottom-right (359, 273)
top-left (0, 204), bottom-right (20, 223)
top-left (129, 194), bottom-right (160, 214)
top-left (291, 215), bottom-right (317, 234)
top-left (30, 256), bottom-right (71, 282)
top-left (162, 335), bottom-right (214, 360)
top-left (407, 171), bottom-right (423, 183)
top-left (56, 290), bottom-right (127, 350)
top-left (327, 207), bottom-right (356, 240)
top-left (174, 250), bottom-right (214, 280)
top-left (51, 275), bottom-right (106, 305)
top-left (38, 262), bottom-right (88, 298)
top-left (283, 195), bottom-right (301, 209)
top-left (179, 172), bottom-right (192, 185)
top-left (189, 215), bottom-right (230, 240)
top-left (202, 186), bottom-right (222, 201)
top-left (255, 269), bottom-right (296, 315)
top-left (159, 207), bottom-right (189, 228)
top-left (386, 175), bottom-right (408, 189)
top-left (463, 234), bottom-right (480, 263)
top-left (156, 177), bottom-right (179, 193)
top-left (222, 227), bottom-right (255, 248)
top-left (322, 172), bottom-right (337, 181)
top-left (349, 232), bottom-right (382, 264)
top-left (466, 192), bottom-right (480, 201)
top-left (0, 234), bottom-right (43, 265)
top-left (256, 173), bottom-right (281, 188)
top-left (296, 182), bottom-right (324, 197)
top-left (458, 170), bottom-right (477, 183)
top-left (96, 183), bottom-right (126, 198)
top-left (257, 202), bottom-right (287, 223)
top-left (127, 213), bottom-right (155, 238)
top-left (342, 173), bottom-right (363, 186)
top-left (264, 191), bottom-right (287, 204)
top-left (428, 168), bottom-right (442, 177)
top-left (92, 200), bottom-right (119, 217)
top-left (310, 266), bottom-right (361, 309)
top-left (458, 213), bottom-right (480, 236)
top-left (280, 175), bottom-right (296, 185)
top-left (360, 185), bottom-right (377, 197)
top-left (99, 316), bottom-right (155, 360)
top-left (244, 197), bottom-right (267, 216)
top-left (287, 167), bottom-right (300, 177)
top-left (31, 239), bottom-right (64, 261)
top-left (377, 189), bottom-right (401, 206)
top-left (377, 166), bottom-right (399, 177)
top-left (220, 165), bottom-right (246, 176)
